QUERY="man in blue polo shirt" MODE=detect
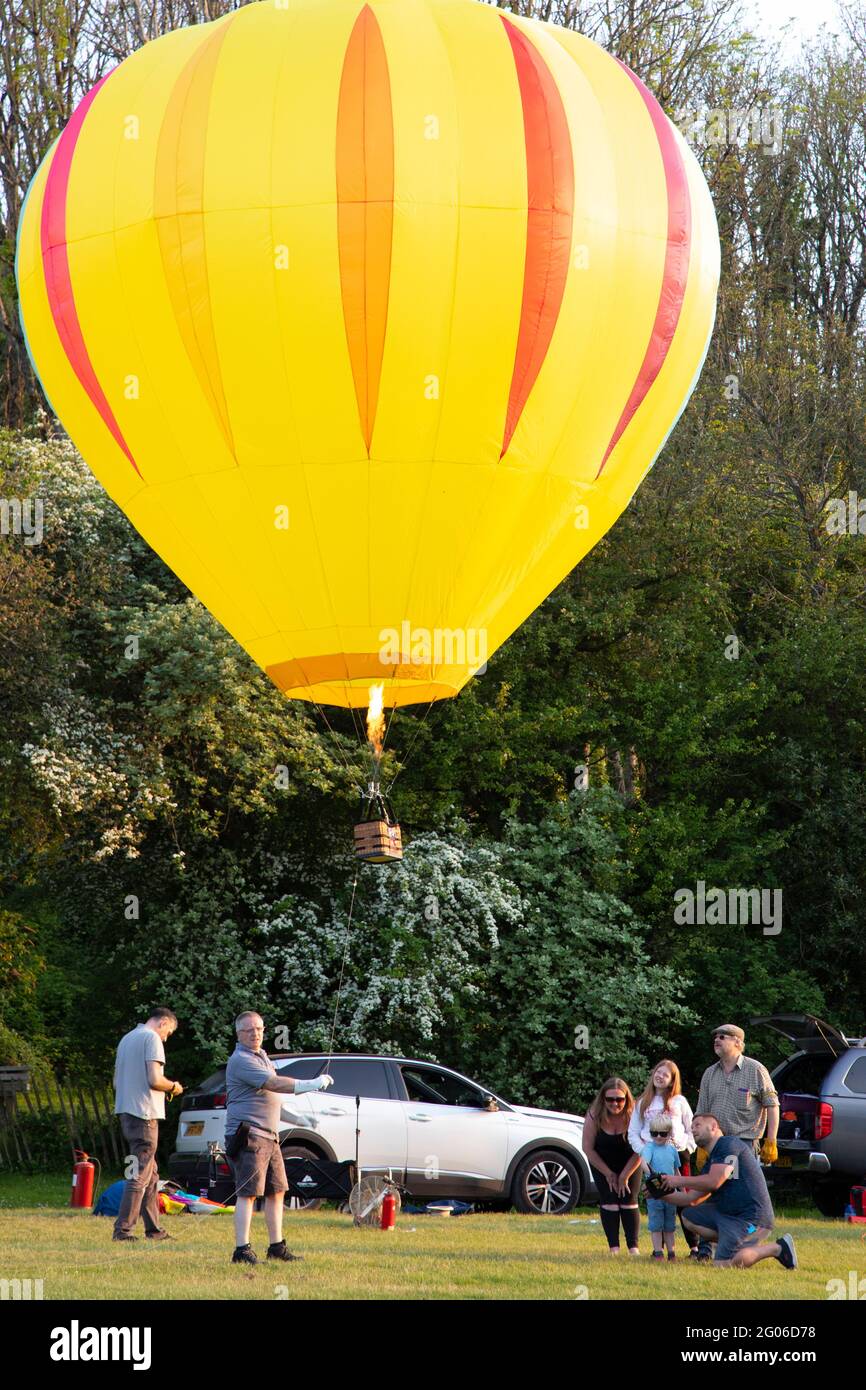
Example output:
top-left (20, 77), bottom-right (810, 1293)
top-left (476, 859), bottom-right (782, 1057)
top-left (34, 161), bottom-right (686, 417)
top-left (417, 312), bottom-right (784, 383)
top-left (659, 1113), bottom-right (797, 1269)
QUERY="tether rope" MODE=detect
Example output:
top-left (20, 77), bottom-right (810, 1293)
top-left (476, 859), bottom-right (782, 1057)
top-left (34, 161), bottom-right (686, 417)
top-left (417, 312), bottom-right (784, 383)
top-left (214, 867), bottom-right (361, 1210)
top-left (324, 866), bottom-right (360, 1070)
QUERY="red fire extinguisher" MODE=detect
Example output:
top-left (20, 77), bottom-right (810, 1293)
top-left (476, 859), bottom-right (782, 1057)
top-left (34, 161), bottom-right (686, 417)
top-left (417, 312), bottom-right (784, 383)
top-left (71, 1150), bottom-right (95, 1209)
top-left (380, 1190), bottom-right (396, 1230)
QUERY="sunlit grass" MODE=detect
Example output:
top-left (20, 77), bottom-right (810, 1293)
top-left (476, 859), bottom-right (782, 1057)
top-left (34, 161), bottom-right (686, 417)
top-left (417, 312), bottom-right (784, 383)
top-left (0, 1191), bottom-right (858, 1300)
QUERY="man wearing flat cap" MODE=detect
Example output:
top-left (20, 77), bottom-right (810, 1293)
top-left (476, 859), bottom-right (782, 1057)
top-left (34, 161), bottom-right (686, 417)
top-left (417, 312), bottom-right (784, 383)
top-left (696, 1024), bottom-right (779, 1162)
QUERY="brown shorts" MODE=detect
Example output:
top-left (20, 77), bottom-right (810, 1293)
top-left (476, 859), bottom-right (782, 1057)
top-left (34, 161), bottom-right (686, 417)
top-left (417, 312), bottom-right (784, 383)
top-left (229, 1131), bottom-right (289, 1199)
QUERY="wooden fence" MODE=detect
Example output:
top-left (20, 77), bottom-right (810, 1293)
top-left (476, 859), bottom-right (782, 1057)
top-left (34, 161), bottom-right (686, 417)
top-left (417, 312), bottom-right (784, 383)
top-left (0, 1067), bottom-right (124, 1170)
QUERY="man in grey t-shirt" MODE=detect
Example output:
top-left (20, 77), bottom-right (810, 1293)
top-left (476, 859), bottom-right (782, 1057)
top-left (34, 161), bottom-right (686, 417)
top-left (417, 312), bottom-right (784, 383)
top-left (225, 1010), bottom-right (332, 1265)
top-left (112, 1007), bottom-right (184, 1241)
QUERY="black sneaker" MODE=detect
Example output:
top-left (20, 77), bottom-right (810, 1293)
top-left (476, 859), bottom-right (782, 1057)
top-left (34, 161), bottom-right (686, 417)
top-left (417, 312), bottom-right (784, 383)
top-left (146, 1229), bottom-right (173, 1241)
top-left (112, 1232), bottom-right (138, 1242)
top-left (266, 1240), bottom-right (303, 1262)
top-left (667, 1250), bottom-right (677, 1261)
top-left (776, 1234), bottom-right (798, 1270)
top-left (232, 1244), bottom-right (258, 1265)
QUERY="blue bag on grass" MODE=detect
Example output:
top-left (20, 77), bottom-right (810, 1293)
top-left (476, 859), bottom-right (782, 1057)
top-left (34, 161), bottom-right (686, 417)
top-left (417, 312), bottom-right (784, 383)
top-left (92, 1179), bottom-right (126, 1216)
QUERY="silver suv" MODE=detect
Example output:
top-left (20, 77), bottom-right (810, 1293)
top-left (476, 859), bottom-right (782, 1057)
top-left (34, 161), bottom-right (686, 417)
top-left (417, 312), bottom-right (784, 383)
top-left (752, 1014), bottom-right (866, 1216)
top-left (169, 1052), bottom-right (597, 1215)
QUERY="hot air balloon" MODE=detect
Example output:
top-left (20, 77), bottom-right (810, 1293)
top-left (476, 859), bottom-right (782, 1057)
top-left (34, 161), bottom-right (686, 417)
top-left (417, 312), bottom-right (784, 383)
top-left (16, 0), bottom-right (719, 853)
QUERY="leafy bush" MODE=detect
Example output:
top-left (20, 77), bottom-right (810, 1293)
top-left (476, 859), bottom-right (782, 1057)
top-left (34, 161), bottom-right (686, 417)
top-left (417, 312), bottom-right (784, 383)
top-left (0, 1019), bottom-right (53, 1086)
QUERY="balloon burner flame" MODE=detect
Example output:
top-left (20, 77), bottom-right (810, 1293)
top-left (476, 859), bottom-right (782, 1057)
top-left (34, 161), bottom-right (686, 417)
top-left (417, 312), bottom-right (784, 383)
top-left (366, 684), bottom-right (385, 766)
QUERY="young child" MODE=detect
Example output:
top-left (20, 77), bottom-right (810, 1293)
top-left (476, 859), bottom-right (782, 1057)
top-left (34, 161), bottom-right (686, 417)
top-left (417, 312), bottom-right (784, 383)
top-left (641, 1111), bottom-right (679, 1260)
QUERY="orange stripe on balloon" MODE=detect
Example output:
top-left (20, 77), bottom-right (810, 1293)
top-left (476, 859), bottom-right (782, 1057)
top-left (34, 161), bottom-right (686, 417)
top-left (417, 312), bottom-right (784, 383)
top-left (499, 17), bottom-right (574, 460)
top-left (154, 19), bottom-right (236, 458)
top-left (41, 72), bottom-right (142, 478)
top-left (595, 60), bottom-right (691, 478)
top-left (336, 4), bottom-right (394, 455)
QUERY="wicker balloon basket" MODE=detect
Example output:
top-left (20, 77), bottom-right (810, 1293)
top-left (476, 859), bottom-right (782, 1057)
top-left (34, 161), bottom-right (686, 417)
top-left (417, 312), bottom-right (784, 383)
top-left (354, 787), bottom-right (403, 863)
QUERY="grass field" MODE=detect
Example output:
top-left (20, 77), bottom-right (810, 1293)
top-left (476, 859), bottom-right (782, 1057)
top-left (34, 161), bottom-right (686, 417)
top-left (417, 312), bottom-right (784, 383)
top-left (1, 1175), bottom-right (862, 1300)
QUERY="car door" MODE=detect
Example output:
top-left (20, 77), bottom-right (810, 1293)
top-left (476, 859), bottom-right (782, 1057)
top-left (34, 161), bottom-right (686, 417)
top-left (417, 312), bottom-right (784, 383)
top-left (283, 1057), bottom-right (408, 1175)
top-left (396, 1062), bottom-right (511, 1199)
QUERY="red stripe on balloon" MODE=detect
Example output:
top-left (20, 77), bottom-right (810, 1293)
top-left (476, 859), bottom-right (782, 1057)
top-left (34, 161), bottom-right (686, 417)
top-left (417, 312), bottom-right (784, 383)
top-left (595, 60), bottom-right (691, 479)
top-left (41, 72), bottom-right (141, 478)
top-left (499, 17), bottom-right (574, 460)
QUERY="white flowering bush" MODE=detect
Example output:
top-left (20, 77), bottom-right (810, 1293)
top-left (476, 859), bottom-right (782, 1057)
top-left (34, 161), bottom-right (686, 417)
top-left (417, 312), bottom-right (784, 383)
top-left (21, 687), bottom-right (174, 859)
top-left (119, 833), bottom-right (521, 1062)
top-left (276, 831), bottom-right (522, 1055)
top-left (10, 432), bottom-right (108, 550)
top-left (118, 803), bottom-right (694, 1117)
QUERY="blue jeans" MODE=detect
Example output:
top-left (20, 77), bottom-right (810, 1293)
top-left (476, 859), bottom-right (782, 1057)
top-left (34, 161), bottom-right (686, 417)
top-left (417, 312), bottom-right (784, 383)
top-left (646, 1196), bottom-right (676, 1233)
top-left (683, 1202), bottom-right (771, 1261)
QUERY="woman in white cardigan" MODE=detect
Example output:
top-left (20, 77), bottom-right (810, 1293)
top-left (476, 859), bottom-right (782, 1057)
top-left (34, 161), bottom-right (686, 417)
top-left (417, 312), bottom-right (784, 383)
top-left (629, 1059), bottom-right (700, 1257)
top-left (629, 1060), bottom-right (695, 1154)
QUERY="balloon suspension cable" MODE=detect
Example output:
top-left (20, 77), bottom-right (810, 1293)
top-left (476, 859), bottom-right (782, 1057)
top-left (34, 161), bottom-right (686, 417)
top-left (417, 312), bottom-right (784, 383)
top-left (364, 760), bottom-right (383, 812)
top-left (311, 699), bottom-right (365, 794)
top-left (349, 702), bottom-right (368, 755)
top-left (385, 698), bottom-right (437, 796)
top-left (380, 697), bottom-right (398, 759)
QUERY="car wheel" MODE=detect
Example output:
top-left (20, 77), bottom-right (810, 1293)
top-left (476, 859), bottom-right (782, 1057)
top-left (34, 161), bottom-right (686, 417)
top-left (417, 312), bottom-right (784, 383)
top-left (280, 1144), bottom-right (324, 1211)
top-left (811, 1178), bottom-right (851, 1219)
top-left (511, 1149), bottom-right (581, 1215)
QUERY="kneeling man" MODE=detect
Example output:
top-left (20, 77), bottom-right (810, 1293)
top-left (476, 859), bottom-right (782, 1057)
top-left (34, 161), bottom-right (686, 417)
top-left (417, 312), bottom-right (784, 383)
top-left (660, 1113), bottom-right (797, 1270)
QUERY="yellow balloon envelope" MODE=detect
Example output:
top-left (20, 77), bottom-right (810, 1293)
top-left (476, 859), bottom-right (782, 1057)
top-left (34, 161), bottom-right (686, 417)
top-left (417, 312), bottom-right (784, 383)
top-left (16, 0), bottom-right (719, 709)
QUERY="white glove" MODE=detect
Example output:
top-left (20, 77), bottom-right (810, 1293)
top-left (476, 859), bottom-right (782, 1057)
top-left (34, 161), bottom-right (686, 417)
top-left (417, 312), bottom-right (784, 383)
top-left (294, 1074), bottom-right (334, 1094)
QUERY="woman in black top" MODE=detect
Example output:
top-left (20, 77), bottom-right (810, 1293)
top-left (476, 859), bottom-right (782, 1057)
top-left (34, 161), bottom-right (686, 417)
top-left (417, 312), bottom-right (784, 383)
top-left (582, 1076), bottom-right (642, 1254)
